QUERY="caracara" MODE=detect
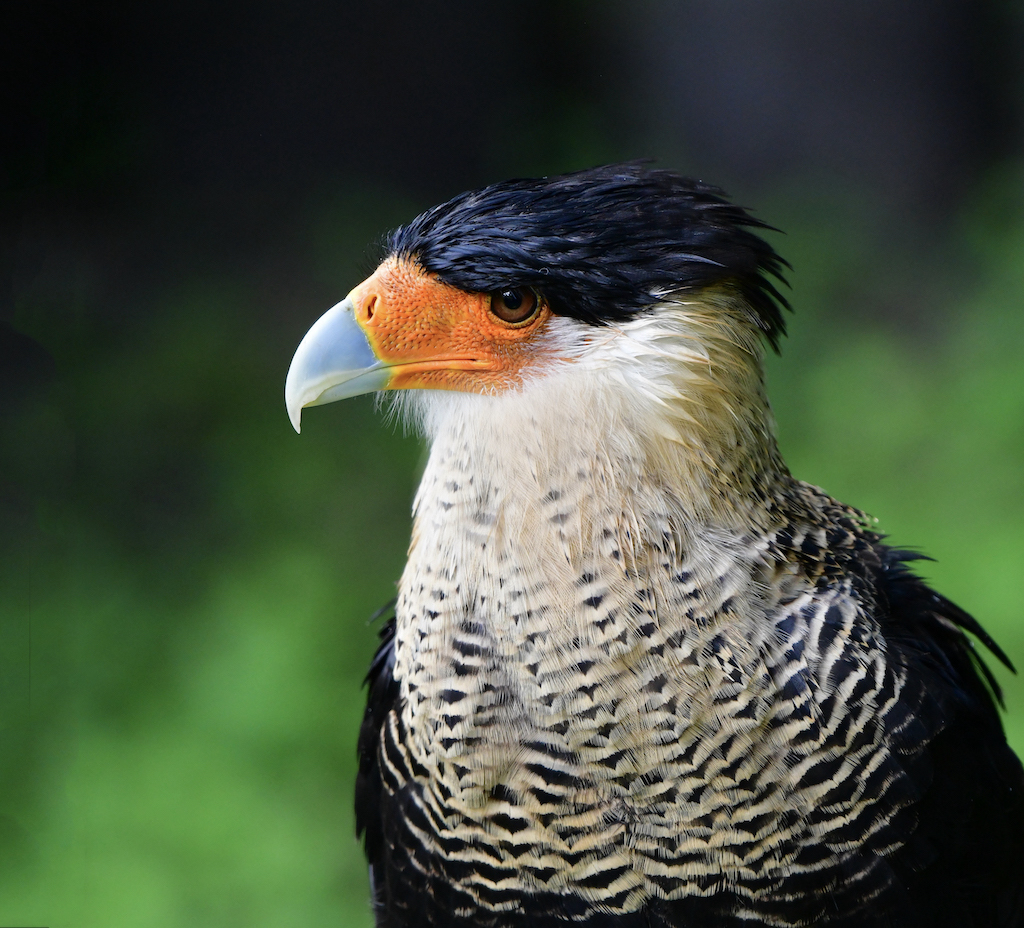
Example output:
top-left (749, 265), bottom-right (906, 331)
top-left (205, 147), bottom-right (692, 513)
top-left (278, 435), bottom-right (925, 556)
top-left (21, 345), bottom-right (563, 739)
top-left (284, 164), bottom-right (1024, 927)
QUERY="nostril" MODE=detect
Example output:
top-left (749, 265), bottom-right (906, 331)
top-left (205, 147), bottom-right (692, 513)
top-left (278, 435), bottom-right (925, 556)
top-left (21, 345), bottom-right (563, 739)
top-left (364, 295), bottom-right (378, 322)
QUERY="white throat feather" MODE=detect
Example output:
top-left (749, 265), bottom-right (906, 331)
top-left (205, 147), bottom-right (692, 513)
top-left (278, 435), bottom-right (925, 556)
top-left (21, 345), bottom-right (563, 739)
top-left (391, 289), bottom-right (787, 539)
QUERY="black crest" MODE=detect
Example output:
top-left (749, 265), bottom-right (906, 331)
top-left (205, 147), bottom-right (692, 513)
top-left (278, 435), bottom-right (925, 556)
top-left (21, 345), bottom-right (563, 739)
top-left (387, 163), bottom-right (790, 348)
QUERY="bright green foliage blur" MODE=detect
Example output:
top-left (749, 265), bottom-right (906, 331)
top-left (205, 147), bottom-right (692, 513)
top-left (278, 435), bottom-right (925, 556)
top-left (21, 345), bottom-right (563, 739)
top-left (0, 170), bottom-right (1022, 927)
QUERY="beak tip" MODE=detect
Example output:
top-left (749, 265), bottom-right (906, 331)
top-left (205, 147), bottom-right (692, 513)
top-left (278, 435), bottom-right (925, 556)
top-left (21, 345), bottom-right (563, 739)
top-left (285, 392), bottom-right (303, 434)
top-left (284, 383), bottom-right (302, 434)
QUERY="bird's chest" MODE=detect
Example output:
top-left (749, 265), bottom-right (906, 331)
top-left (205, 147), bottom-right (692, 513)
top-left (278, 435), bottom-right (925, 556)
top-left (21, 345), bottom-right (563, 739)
top-left (394, 523), bottom-right (761, 786)
top-left (385, 451), bottom-right (804, 905)
top-left (394, 441), bottom-right (760, 783)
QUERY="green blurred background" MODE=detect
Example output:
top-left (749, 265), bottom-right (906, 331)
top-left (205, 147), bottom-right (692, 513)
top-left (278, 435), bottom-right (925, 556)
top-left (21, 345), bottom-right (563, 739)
top-left (1, 3), bottom-right (1023, 925)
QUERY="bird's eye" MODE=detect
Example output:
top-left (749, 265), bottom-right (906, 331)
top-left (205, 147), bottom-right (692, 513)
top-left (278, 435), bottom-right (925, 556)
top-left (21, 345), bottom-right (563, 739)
top-left (489, 288), bottom-right (540, 325)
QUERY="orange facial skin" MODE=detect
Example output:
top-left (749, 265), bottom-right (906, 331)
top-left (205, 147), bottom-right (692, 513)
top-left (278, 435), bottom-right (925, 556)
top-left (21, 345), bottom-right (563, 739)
top-left (349, 257), bottom-right (554, 393)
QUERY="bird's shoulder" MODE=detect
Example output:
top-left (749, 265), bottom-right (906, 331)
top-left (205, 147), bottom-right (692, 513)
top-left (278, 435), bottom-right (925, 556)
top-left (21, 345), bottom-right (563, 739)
top-left (865, 547), bottom-right (1024, 927)
top-left (776, 480), bottom-right (1024, 926)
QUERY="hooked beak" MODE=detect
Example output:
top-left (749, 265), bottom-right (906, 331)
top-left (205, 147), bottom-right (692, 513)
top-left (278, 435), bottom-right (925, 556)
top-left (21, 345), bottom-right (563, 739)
top-left (283, 297), bottom-right (389, 433)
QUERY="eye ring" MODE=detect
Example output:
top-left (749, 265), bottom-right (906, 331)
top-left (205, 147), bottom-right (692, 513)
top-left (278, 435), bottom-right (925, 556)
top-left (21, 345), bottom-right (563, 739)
top-left (489, 287), bottom-right (541, 326)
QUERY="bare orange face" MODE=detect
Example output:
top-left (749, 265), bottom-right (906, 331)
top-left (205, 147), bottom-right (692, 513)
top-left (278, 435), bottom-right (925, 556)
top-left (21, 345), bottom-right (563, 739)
top-left (349, 257), bottom-right (554, 393)
top-left (284, 255), bottom-right (560, 431)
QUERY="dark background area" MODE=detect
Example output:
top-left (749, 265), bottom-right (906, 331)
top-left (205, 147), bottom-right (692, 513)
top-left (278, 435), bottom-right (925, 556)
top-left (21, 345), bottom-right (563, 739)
top-left (2, 3), bottom-right (1023, 925)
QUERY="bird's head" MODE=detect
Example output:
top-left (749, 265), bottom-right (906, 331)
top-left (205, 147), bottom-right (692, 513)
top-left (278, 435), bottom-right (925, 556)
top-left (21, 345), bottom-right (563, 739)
top-left (285, 164), bottom-right (788, 492)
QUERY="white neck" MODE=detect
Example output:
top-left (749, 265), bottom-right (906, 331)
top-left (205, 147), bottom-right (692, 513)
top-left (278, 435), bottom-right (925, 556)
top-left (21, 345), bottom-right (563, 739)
top-left (401, 291), bottom-right (786, 547)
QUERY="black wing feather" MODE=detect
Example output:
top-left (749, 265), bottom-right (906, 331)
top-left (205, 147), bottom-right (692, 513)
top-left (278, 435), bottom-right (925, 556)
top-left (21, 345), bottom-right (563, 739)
top-left (876, 547), bottom-right (1024, 927)
top-left (356, 602), bottom-right (399, 897)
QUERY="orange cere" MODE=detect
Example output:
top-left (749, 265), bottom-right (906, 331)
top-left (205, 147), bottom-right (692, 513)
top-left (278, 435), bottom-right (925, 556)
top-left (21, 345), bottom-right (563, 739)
top-left (350, 257), bottom-right (553, 393)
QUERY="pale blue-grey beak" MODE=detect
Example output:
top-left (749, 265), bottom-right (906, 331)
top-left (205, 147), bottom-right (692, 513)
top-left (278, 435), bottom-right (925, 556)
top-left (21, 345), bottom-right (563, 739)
top-left (284, 297), bottom-right (391, 433)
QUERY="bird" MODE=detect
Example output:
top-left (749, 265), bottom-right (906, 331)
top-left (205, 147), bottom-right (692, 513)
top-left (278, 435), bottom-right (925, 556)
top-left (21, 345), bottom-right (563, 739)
top-left (283, 164), bottom-right (1024, 928)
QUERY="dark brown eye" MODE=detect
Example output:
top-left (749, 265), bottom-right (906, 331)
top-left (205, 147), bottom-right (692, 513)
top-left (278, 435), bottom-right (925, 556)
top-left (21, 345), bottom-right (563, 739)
top-left (489, 288), bottom-right (540, 325)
